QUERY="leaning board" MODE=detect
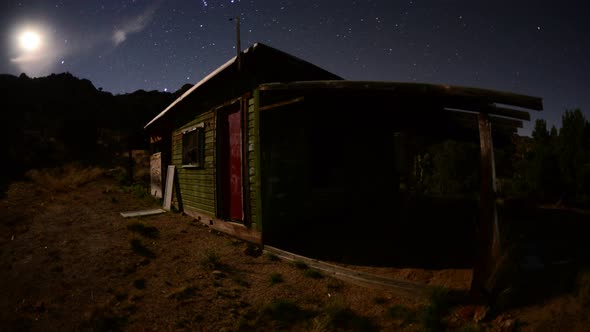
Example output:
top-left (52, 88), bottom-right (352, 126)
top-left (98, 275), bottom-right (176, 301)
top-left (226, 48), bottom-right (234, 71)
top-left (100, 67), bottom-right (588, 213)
top-left (163, 165), bottom-right (175, 211)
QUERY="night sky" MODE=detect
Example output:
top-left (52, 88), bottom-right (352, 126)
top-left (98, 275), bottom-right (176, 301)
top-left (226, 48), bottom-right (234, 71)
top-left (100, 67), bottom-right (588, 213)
top-left (1, 0), bottom-right (588, 134)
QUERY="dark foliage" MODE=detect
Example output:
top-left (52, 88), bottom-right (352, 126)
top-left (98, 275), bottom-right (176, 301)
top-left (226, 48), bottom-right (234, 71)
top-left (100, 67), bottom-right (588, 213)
top-left (511, 110), bottom-right (590, 206)
top-left (0, 72), bottom-right (174, 182)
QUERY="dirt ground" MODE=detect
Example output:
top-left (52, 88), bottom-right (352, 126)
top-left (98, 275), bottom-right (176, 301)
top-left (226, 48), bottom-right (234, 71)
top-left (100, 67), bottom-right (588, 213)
top-left (1, 173), bottom-right (589, 331)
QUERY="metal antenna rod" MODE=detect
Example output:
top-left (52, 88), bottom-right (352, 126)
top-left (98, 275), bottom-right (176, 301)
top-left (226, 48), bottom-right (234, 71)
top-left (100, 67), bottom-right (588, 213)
top-left (235, 16), bottom-right (241, 71)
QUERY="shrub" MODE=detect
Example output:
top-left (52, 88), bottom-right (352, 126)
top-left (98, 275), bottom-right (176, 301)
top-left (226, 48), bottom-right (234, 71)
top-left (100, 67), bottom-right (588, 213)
top-left (129, 238), bottom-right (155, 258)
top-left (419, 286), bottom-right (450, 331)
top-left (127, 222), bottom-right (159, 239)
top-left (200, 250), bottom-right (222, 270)
top-left (264, 252), bottom-right (281, 262)
top-left (304, 269), bottom-right (323, 279)
top-left (387, 305), bottom-right (417, 326)
top-left (83, 305), bottom-right (127, 331)
top-left (259, 299), bottom-right (305, 326)
top-left (458, 323), bottom-right (486, 332)
top-left (129, 183), bottom-right (149, 199)
top-left (269, 273), bottom-right (284, 285)
top-left (291, 260), bottom-right (308, 270)
top-left (322, 302), bottom-right (375, 331)
top-left (429, 286), bottom-right (450, 313)
top-left (133, 279), bottom-right (146, 289)
top-left (26, 164), bottom-right (104, 192)
top-left (326, 279), bottom-right (344, 292)
top-left (167, 286), bottom-right (198, 301)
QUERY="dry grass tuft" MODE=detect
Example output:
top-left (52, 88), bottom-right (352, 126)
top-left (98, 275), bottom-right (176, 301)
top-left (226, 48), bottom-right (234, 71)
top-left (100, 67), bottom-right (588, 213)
top-left (26, 164), bottom-right (104, 192)
top-left (167, 286), bottom-right (198, 301)
top-left (200, 250), bottom-right (222, 270)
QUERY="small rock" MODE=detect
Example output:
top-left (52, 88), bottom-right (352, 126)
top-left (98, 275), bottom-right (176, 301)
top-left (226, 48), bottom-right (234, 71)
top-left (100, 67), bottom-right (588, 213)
top-left (212, 270), bottom-right (225, 279)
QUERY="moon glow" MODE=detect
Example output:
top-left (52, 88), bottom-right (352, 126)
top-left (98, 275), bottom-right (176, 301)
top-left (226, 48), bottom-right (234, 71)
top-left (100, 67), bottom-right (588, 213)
top-left (19, 30), bottom-right (42, 51)
top-left (10, 23), bottom-right (58, 76)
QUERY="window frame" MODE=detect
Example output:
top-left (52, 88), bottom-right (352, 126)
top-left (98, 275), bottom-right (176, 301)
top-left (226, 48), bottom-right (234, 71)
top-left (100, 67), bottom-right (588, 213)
top-left (181, 122), bottom-right (205, 168)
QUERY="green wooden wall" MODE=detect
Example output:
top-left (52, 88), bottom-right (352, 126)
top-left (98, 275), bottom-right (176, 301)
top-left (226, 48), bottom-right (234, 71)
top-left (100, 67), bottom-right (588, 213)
top-left (247, 96), bottom-right (259, 230)
top-left (172, 110), bottom-right (217, 215)
top-left (170, 97), bottom-right (260, 232)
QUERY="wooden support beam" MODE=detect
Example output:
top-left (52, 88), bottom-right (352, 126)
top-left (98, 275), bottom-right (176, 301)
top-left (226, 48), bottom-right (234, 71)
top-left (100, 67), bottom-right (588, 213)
top-left (487, 106), bottom-right (531, 121)
top-left (448, 110), bottom-right (523, 129)
top-left (259, 96), bottom-right (304, 111)
top-left (471, 113), bottom-right (502, 297)
top-left (489, 115), bottom-right (523, 129)
top-left (447, 106), bottom-right (531, 121)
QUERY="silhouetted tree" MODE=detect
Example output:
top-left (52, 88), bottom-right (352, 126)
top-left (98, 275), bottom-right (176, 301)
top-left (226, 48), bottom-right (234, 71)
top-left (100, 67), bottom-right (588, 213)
top-left (510, 110), bottom-right (590, 206)
top-left (558, 109), bottom-right (589, 202)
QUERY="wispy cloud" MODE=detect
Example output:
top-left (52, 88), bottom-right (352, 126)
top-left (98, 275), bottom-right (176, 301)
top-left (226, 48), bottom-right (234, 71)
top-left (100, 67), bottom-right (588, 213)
top-left (112, 3), bottom-right (160, 46)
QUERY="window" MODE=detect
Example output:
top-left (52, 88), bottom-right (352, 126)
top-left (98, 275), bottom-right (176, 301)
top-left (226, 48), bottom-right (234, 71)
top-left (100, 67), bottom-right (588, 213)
top-left (182, 123), bottom-right (205, 167)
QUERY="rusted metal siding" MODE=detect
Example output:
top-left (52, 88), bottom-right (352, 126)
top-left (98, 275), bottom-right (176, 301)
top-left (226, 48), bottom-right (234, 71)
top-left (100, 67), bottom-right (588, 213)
top-left (172, 110), bottom-right (216, 215)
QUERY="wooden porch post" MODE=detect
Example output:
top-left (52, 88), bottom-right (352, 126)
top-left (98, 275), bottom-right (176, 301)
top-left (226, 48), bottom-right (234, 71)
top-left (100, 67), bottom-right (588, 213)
top-left (471, 112), bottom-right (502, 296)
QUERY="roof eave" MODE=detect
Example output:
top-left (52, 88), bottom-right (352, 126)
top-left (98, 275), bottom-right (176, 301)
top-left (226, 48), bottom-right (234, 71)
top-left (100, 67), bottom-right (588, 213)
top-left (144, 55), bottom-right (237, 129)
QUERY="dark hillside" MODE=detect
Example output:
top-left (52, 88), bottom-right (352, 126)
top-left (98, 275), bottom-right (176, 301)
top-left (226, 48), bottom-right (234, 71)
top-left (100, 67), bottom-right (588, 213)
top-left (0, 73), bottom-right (174, 184)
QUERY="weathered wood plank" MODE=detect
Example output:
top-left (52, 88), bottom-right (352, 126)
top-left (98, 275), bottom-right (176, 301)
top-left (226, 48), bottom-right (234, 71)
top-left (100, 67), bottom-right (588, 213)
top-left (471, 112), bottom-right (501, 296)
top-left (183, 207), bottom-right (262, 244)
top-left (163, 165), bottom-right (175, 211)
top-left (264, 246), bottom-right (430, 298)
top-left (120, 209), bottom-right (166, 218)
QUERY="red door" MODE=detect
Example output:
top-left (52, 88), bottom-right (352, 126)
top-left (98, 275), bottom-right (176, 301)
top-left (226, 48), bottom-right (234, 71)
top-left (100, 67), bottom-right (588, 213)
top-left (219, 106), bottom-right (243, 221)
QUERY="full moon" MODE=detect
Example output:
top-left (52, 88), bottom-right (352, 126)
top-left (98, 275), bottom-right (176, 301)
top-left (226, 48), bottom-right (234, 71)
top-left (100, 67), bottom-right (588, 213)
top-left (19, 31), bottom-right (42, 51)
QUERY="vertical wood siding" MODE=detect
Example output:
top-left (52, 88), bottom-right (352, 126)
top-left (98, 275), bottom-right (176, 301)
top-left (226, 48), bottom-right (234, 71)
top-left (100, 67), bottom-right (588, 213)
top-left (247, 97), bottom-right (259, 230)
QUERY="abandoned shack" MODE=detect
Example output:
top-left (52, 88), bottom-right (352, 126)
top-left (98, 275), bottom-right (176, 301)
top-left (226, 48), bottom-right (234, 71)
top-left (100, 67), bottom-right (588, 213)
top-left (145, 43), bottom-right (543, 293)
